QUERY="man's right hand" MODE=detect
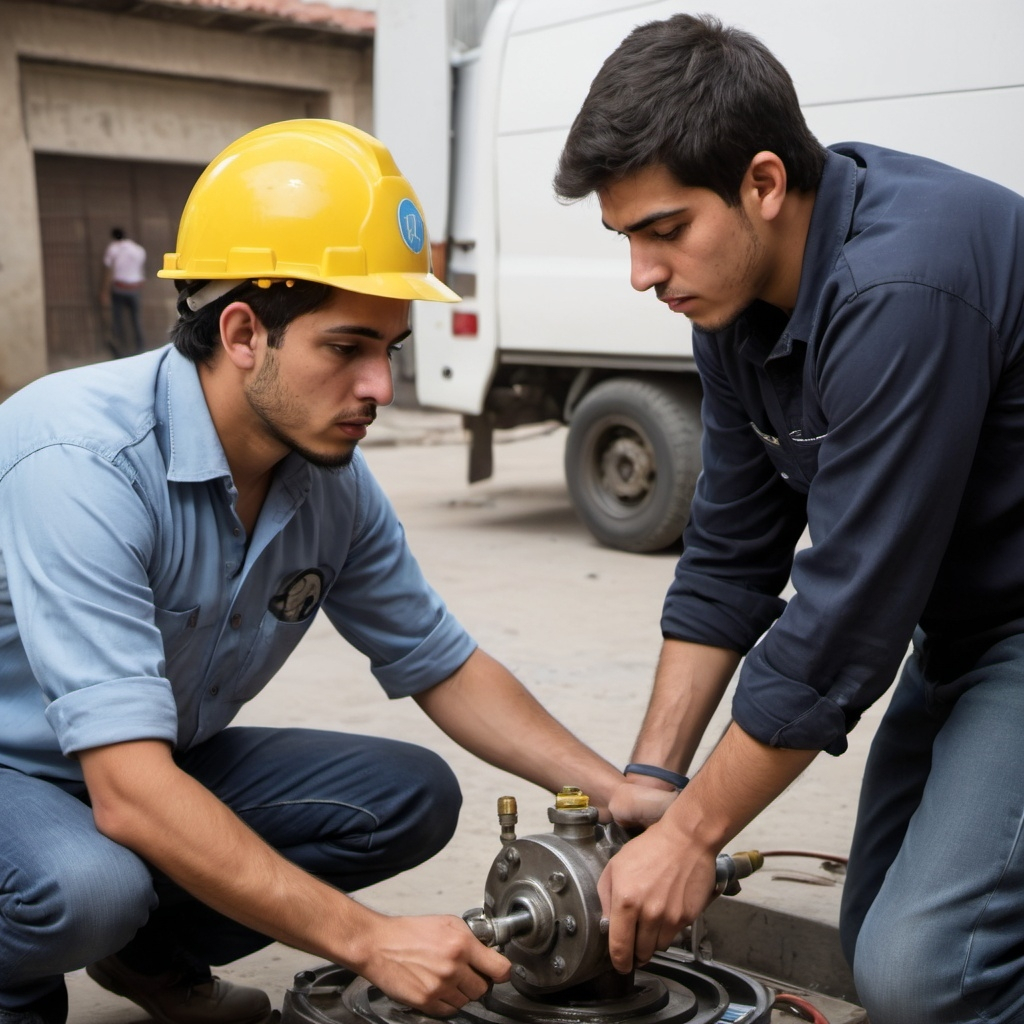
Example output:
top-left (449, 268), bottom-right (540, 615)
top-left (356, 914), bottom-right (511, 1016)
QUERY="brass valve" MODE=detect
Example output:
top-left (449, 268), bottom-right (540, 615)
top-left (497, 796), bottom-right (518, 844)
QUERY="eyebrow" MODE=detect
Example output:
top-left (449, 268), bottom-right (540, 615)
top-left (602, 207), bottom-right (689, 234)
top-left (325, 325), bottom-right (413, 345)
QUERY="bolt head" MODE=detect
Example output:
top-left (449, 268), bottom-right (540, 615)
top-left (514, 965), bottom-right (527, 978)
top-left (563, 915), bottom-right (577, 936)
top-left (496, 862), bottom-right (509, 881)
top-left (546, 871), bottom-right (567, 893)
top-left (551, 956), bottom-right (565, 975)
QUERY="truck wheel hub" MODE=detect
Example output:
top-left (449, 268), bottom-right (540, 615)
top-left (599, 433), bottom-right (653, 500)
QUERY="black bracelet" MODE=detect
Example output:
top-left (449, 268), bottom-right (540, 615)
top-left (623, 763), bottom-right (689, 790)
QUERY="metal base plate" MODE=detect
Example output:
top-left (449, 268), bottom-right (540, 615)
top-left (280, 951), bottom-right (772, 1024)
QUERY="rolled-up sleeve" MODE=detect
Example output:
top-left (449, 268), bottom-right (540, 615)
top-left (0, 445), bottom-right (180, 755)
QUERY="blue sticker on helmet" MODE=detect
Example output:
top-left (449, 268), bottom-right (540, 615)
top-left (397, 198), bottom-right (425, 255)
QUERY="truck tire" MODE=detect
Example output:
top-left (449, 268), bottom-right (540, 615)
top-left (564, 376), bottom-right (702, 553)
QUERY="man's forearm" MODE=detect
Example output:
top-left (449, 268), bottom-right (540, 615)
top-left (413, 648), bottom-right (625, 812)
top-left (661, 720), bottom-right (818, 850)
top-left (80, 740), bottom-right (377, 970)
top-left (628, 639), bottom-right (740, 776)
top-left (81, 738), bottom-right (514, 1014)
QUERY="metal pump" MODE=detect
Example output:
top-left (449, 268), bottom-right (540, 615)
top-left (463, 788), bottom-right (626, 996)
top-left (281, 788), bottom-right (777, 1024)
top-left (462, 788), bottom-right (765, 998)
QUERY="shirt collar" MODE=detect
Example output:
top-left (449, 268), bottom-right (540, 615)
top-left (785, 147), bottom-right (858, 345)
top-left (160, 346), bottom-right (315, 501)
top-left (735, 148), bottom-right (858, 366)
top-left (161, 347), bottom-right (234, 483)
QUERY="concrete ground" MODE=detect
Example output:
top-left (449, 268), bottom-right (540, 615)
top-left (65, 404), bottom-right (887, 1022)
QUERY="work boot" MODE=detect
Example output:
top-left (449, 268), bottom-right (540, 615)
top-left (0, 985), bottom-right (67, 1024)
top-left (0, 1008), bottom-right (64, 1024)
top-left (86, 954), bottom-right (274, 1024)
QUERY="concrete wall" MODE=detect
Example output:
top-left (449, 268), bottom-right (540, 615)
top-left (0, 0), bottom-right (373, 395)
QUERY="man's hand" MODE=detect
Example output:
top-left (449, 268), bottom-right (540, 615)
top-left (607, 779), bottom-right (678, 831)
top-left (599, 724), bottom-right (819, 972)
top-left (598, 817), bottom-right (717, 971)
top-left (357, 914), bottom-right (511, 1016)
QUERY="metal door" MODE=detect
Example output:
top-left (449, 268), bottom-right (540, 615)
top-left (34, 154), bottom-right (203, 369)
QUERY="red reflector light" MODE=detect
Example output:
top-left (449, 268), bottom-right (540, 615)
top-left (452, 311), bottom-right (478, 336)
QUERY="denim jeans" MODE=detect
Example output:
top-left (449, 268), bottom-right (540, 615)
top-left (0, 727), bottom-right (461, 1012)
top-left (109, 288), bottom-right (144, 355)
top-left (841, 634), bottom-right (1024, 1023)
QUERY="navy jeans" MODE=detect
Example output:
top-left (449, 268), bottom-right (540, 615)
top-left (841, 634), bottom-right (1024, 1024)
top-left (0, 728), bottom-right (461, 1012)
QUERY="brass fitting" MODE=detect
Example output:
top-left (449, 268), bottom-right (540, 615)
top-left (554, 786), bottom-right (590, 809)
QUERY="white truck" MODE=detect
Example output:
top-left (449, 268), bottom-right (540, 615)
top-left (374, 0), bottom-right (1024, 552)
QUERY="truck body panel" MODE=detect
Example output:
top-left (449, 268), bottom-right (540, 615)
top-left (376, 0), bottom-right (1024, 549)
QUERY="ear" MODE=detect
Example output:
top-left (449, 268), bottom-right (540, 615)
top-left (742, 151), bottom-right (788, 224)
top-left (218, 302), bottom-right (263, 371)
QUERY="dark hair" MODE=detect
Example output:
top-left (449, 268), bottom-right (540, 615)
top-left (554, 14), bottom-right (826, 205)
top-left (111, 228), bottom-right (125, 240)
top-left (170, 279), bottom-right (335, 363)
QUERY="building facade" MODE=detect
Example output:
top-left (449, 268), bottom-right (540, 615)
top-left (0, 0), bottom-right (373, 395)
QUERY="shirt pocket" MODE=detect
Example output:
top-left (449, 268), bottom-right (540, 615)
top-left (226, 611), bottom-right (316, 706)
top-left (750, 423), bottom-right (827, 493)
top-left (154, 603), bottom-right (207, 678)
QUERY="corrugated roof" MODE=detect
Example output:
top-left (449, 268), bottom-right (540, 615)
top-left (21, 0), bottom-right (375, 46)
top-left (160, 0), bottom-right (374, 34)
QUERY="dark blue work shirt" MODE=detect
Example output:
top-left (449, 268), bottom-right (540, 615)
top-left (661, 143), bottom-right (1024, 755)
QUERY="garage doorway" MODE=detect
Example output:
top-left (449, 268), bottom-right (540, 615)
top-left (34, 154), bottom-right (204, 369)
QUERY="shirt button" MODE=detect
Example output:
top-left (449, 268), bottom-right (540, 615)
top-left (230, 613), bottom-right (242, 629)
top-left (233, 527), bottom-right (241, 537)
top-left (210, 684), bottom-right (219, 695)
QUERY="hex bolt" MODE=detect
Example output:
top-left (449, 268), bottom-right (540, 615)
top-left (599, 917), bottom-right (610, 935)
top-left (563, 915), bottom-right (577, 936)
top-left (514, 965), bottom-right (527, 979)
top-left (496, 862), bottom-right (509, 881)
top-left (551, 957), bottom-right (565, 975)
top-left (505, 847), bottom-right (520, 866)
top-left (547, 871), bottom-right (567, 893)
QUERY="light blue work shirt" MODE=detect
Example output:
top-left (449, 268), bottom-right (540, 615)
top-left (0, 346), bottom-right (476, 780)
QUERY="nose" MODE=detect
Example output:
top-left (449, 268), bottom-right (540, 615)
top-left (629, 242), bottom-right (670, 293)
top-left (354, 351), bottom-right (395, 407)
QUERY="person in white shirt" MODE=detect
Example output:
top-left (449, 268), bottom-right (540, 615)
top-left (101, 227), bottom-right (147, 355)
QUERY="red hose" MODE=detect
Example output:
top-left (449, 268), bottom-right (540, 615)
top-left (772, 991), bottom-right (830, 1023)
top-left (758, 850), bottom-right (848, 865)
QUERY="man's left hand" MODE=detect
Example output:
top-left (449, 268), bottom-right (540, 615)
top-left (607, 779), bottom-right (678, 831)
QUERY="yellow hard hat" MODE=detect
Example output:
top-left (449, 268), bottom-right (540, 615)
top-left (159, 119), bottom-right (457, 303)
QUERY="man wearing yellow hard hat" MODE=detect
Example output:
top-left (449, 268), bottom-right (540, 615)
top-left (0, 121), bottom-right (629, 1024)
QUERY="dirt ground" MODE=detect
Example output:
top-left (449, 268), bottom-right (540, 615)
top-left (65, 405), bottom-right (887, 1022)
